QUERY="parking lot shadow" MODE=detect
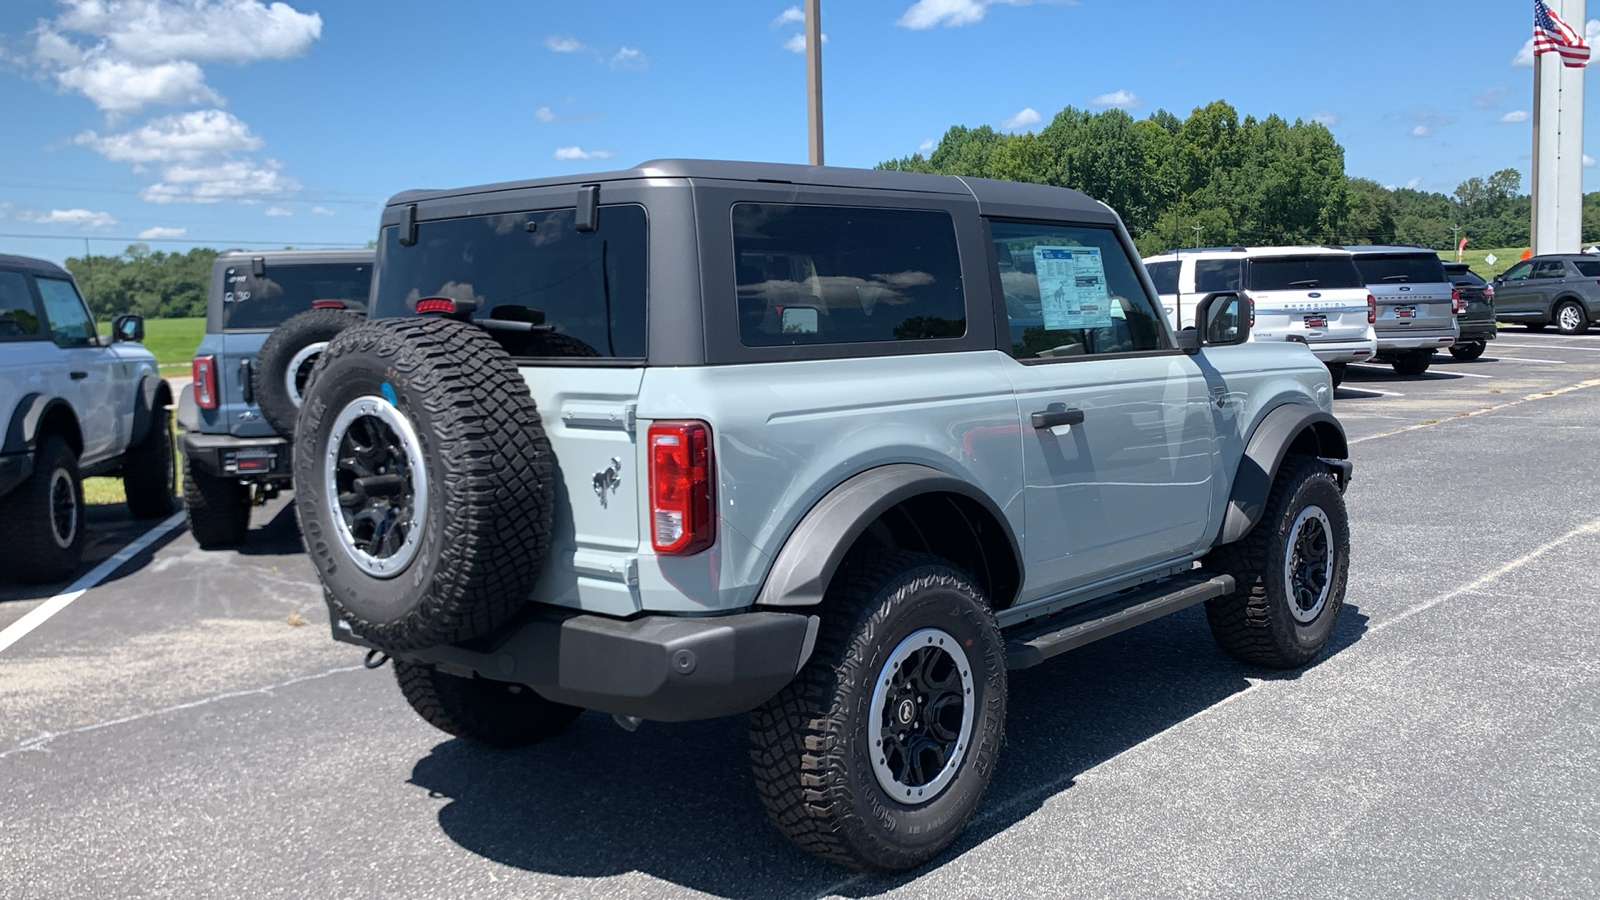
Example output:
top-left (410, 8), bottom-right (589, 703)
top-left (0, 503), bottom-right (183, 603)
top-left (407, 601), bottom-right (1370, 898)
top-left (232, 500), bottom-right (306, 558)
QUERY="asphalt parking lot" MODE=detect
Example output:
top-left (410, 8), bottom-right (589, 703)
top-left (2, 332), bottom-right (1598, 899)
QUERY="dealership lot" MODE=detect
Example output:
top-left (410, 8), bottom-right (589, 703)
top-left (2, 334), bottom-right (1598, 899)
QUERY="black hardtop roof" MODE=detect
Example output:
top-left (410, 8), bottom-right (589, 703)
top-left (0, 253), bottom-right (72, 278)
top-left (384, 158), bottom-right (1110, 219)
top-left (1342, 245), bottom-right (1440, 257)
top-left (1531, 252), bottom-right (1599, 259)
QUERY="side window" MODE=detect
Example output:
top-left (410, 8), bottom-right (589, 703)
top-left (0, 272), bottom-right (45, 342)
top-left (1574, 260), bottom-right (1600, 278)
top-left (988, 220), bottom-right (1168, 360)
top-left (35, 277), bottom-right (97, 349)
top-left (1533, 260), bottom-right (1568, 279)
top-left (1194, 258), bottom-right (1244, 293)
top-left (733, 204), bottom-right (965, 347)
top-left (1145, 260), bottom-right (1179, 295)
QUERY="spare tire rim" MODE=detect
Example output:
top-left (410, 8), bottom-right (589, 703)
top-left (1285, 505), bottom-right (1333, 623)
top-left (284, 341), bottom-right (330, 409)
top-left (324, 395), bottom-right (428, 578)
top-left (1559, 304), bottom-right (1582, 332)
top-left (869, 627), bottom-right (975, 805)
top-left (48, 467), bottom-right (77, 549)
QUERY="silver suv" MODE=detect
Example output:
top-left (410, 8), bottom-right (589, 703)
top-left (1346, 246), bottom-right (1460, 376)
top-left (296, 161), bottom-right (1354, 873)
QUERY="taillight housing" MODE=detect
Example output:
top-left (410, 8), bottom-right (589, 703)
top-left (1367, 294), bottom-right (1377, 324)
top-left (649, 420), bottom-right (715, 555)
top-left (311, 299), bottom-right (346, 310)
top-left (415, 297), bottom-right (457, 315)
top-left (192, 355), bottom-right (218, 410)
top-left (1452, 288), bottom-right (1464, 315)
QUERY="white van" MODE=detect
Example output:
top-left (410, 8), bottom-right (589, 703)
top-left (1143, 247), bottom-right (1377, 386)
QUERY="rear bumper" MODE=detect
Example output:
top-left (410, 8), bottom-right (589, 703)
top-left (1376, 329), bottom-right (1456, 352)
top-left (180, 432), bottom-right (292, 482)
top-left (336, 607), bottom-right (819, 722)
top-left (1456, 319), bottom-right (1498, 343)
top-left (0, 452), bottom-right (32, 499)
top-left (1303, 339), bottom-right (1378, 364)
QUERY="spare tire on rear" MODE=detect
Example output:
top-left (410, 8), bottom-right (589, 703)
top-left (292, 317), bottom-right (556, 652)
top-left (254, 307), bottom-right (365, 437)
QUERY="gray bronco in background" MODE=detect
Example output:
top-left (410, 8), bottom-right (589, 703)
top-left (294, 161), bottom-right (1354, 873)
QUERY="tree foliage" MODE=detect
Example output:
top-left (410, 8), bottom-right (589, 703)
top-left (62, 245), bottom-right (217, 320)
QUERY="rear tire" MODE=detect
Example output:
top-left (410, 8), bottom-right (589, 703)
top-left (1326, 362), bottom-right (1346, 388)
top-left (1202, 456), bottom-right (1349, 669)
top-left (1390, 350), bottom-right (1431, 377)
top-left (1448, 341), bottom-right (1486, 361)
top-left (749, 550), bottom-right (1007, 873)
top-left (394, 661), bottom-right (582, 748)
top-left (183, 458), bottom-right (251, 548)
top-left (0, 437), bottom-right (84, 584)
top-left (124, 407), bottom-right (177, 518)
top-left (253, 308), bottom-right (365, 438)
top-left (1554, 300), bottom-right (1590, 335)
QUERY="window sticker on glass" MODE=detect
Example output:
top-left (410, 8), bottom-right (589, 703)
top-left (1033, 246), bottom-right (1112, 331)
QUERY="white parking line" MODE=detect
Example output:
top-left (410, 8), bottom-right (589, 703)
top-left (1485, 356), bottom-right (1565, 364)
top-left (1439, 369), bottom-right (1495, 378)
top-left (0, 511), bottom-right (185, 656)
top-left (1490, 343), bottom-right (1600, 353)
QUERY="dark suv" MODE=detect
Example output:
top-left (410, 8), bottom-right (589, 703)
top-left (1493, 254), bottom-right (1600, 335)
top-left (1442, 262), bottom-right (1497, 359)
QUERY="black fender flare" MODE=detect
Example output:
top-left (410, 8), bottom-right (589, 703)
top-left (1218, 404), bottom-right (1350, 546)
top-left (3, 394), bottom-right (81, 456)
top-left (754, 463), bottom-right (1023, 608)
top-left (129, 375), bottom-right (174, 447)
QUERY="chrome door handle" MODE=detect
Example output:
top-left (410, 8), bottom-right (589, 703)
top-left (1030, 408), bottom-right (1085, 429)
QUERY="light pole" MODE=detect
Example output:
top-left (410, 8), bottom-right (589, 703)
top-left (1190, 224), bottom-right (1204, 248)
top-left (806, 0), bottom-right (823, 165)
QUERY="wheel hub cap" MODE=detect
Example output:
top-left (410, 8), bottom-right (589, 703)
top-left (1284, 505), bottom-right (1334, 623)
top-left (48, 467), bottom-right (77, 549)
top-left (1560, 306), bottom-right (1581, 331)
top-left (869, 627), bottom-right (976, 805)
top-left (323, 395), bottom-right (428, 578)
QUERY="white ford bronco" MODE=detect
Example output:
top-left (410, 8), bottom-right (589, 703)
top-left (296, 161), bottom-right (1353, 872)
top-left (0, 253), bottom-right (175, 584)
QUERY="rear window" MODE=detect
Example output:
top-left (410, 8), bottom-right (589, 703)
top-left (1195, 258), bottom-right (1244, 293)
top-left (1573, 260), bottom-right (1600, 278)
top-left (0, 271), bottom-right (44, 342)
top-left (224, 262), bottom-right (372, 330)
top-left (733, 204), bottom-right (965, 347)
top-left (371, 205), bottom-right (647, 359)
top-left (1145, 260), bottom-right (1179, 295)
top-left (1249, 256), bottom-right (1364, 291)
top-left (1351, 254), bottom-right (1448, 286)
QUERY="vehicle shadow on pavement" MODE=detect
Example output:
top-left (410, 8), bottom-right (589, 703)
top-left (407, 601), bottom-right (1370, 898)
top-left (0, 504), bottom-right (183, 604)
top-left (231, 501), bottom-right (306, 558)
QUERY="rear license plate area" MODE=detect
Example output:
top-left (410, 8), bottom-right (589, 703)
top-left (226, 448), bottom-right (276, 474)
top-left (1303, 315), bottom-right (1327, 329)
top-left (1395, 306), bottom-right (1416, 319)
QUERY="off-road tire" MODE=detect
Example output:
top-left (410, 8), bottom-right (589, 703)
top-left (1448, 341), bottom-right (1486, 361)
top-left (1390, 350), bottom-right (1431, 377)
top-left (749, 550), bottom-right (1007, 873)
top-left (254, 308), bottom-right (365, 438)
top-left (1202, 455), bottom-right (1349, 669)
top-left (1326, 362), bottom-right (1346, 388)
top-left (1554, 300), bottom-right (1590, 336)
top-left (294, 317), bottom-right (555, 653)
top-left (183, 458), bottom-right (251, 548)
top-left (124, 407), bottom-right (177, 518)
top-left (394, 660), bottom-right (582, 748)
top-left (0, 437), bottom-right (84, 584)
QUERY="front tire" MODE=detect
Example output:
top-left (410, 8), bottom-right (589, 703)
top-left (749, 550), bottom-right (1006, 873)
top-left (124, 407), bottom-right (177, 518)
top-left (1202, 456), bottom-right (1349, 669)
top-left (183, 458), bottom-right (251, 548)
top-left (0, 436), bottom-right (84, 584)
top-left (394, 661), bottom-right (582, 748)
top-left (1554, 300), bottom-right (1590, 335)
top-left (1391, 350), bottom-right (1431, 377)
top-left (1449, 341), bottom-right (1486, 361)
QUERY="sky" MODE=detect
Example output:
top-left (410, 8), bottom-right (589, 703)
top-left (0, 0), bottom-right (1592, 264)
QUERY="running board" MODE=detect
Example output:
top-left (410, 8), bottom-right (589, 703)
top-left (1004, 572), bottom-right (1235, 670)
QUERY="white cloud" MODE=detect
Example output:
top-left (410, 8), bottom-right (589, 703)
top-left (784, 32), bottom-right (829, 52)
top-left (141, 158), bottom-right (300, 203)
top-left (772, 6), bottom-right (805, 27)
top-left (21, 208), bottom-right (118, 229)
top-left (311, 205), bottom-right (334, 215)
top-left (1586, 155), bottom-right (1597, 168)
top-left (0, 202), bottom-right (10, 219)
top-left (897, 0), bottom-right (1067, 30)
top-left (545, 35), bottom-right (586, 53)
top-left (553, 146), bottom-right (616, 161)
top-left (1090, 89), bottom-right (1140, 109)
top-left (55, 57), bottom-right (220, 113)
top-left (1406, 177), bottom-right (1423, 190)
top-left (1311, 111), bottom-right (1340, 127)
top-left (610, 46), bottom-right (647, 69)
top-left (75, 109), bottom-right (261, 162)
top-left (137, 226), bottom-right (186, 239)
top-left (535, 106), bottom-right (555, 123)
top-left (1515, 19), bottom-right (1600, 65)
top-left (264, 205), bottom-right (293, 217)
top-left (1000, 107), bottom-right (1041, 130)
top-left (1412, 125), bottom-right (1430, 137)
top-left (919, 138), bottom-right (937, 153)
top-left (1501, 109), bottom-right (1530, 123)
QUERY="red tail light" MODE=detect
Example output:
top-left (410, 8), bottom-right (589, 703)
top-left (649, 420), bottom-right (715, 555)
top-left (1367, 294), bottom-right (1377, 324)
top-left (415, 297), bottom-right (457, 315)
top-left (311, 299), bottom-right (346, 310)
top-left (1451, 288), bottom-right (1464, 315)
top-left (192, 355), bottom-right (218, 410)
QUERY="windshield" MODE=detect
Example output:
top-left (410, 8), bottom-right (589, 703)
top-left (371, 204), bottom-right (647, 359)
top-left (224, 262), bottom-right (371, 330)
top-left (1144, 260), bottom-right (1179, 295)
top-left (1352, 255), bottom-right (1448, 285)
top-left (1248, 256), bottom-right (1364, 291)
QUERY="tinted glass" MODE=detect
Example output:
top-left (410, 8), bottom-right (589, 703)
top-left (1501, 261), bottom-right (1533, 281)
top-left (35, 277), bottom-right (96, 348)
top-left (1533, 260), bottom-right (1569, 279)
top-left (1573, 260), bottom-right (1600, 278)
top-left (1145, 260), bottom-right (1179, 295)
top-left (1251, 256), bottom-right (1365, 290)
top-left (1195, 258), bottom-right (1244, 292)
top-left (1444, 265), bottom-right (1487, 286)
top-left (1351, 254), bottom-right (1448, 285)
top-left (990, 220), bottom-right (1167, 360)
top-left (372, 205), bottom-right (647, 359)
top-left (0, 272), bottom-right (43, 342)
top-left (224, 262), bottom-right (371, 330)
top-left (733, 204), bottom-right (964, 347)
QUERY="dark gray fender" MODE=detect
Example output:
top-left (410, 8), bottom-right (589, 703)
top-left (1218, 404), bottom-right (1350, 546)
top-left (3, 394), bottom-right (79, 456)
top-left (755, 463), bottom-right (1022, 608)
top-left (129, 375), bottom-right (174, 447)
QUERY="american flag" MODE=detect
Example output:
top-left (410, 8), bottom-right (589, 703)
top-left (1535, 0), bottom-right (1591, 68)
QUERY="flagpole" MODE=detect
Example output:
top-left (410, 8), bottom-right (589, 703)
top-left (1532, 48), bottom-right (1543, 251)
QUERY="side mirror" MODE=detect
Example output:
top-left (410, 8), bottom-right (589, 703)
top-left (111, 313), bottom-right (145, 343)
top-left (1180, 292), bottom-right (1251, 352)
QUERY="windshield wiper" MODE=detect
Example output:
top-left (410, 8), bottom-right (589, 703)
top-left (1381, 274), bottom-right (1412, 282)
top-left (1288, 279), bottom-right (1319, 287)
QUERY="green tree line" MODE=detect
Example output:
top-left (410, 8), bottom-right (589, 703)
top-left (63, 244), bottom-right (217, 320)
